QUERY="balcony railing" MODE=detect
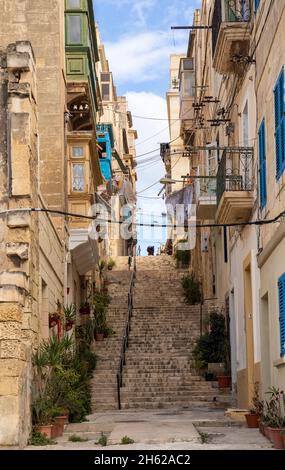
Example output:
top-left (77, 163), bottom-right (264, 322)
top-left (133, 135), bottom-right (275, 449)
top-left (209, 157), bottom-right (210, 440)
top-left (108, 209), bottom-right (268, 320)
top-left (212, 0), bottom-right (251, 57)
top-left (216, 147), bottom-right (254, 207)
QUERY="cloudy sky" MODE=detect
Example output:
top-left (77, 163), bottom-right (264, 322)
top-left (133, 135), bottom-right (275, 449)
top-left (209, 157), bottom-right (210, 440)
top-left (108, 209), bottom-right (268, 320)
top-left (93, 0), bottom-right (200, 253)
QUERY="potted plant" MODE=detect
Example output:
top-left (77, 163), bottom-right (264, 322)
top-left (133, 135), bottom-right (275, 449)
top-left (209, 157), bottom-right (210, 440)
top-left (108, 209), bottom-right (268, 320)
top-left (49, 312), bottom-right (60, 329)
top-left (181, 273), bottom-right (202, 304)
top-left (174, 243), bottom-right (191, 269)
top-left (93, 302), bottom-right (107, 342)
top-left (107, 258), bottom-right (116, 271)
top-left (193, 310), bottom-right (230, 386)
top-left (63, 304), bottom-right (76, 331)
top-left (245, 382), bottom-right (263, 428)
top-left (263, 387), bottom-right (285, 449)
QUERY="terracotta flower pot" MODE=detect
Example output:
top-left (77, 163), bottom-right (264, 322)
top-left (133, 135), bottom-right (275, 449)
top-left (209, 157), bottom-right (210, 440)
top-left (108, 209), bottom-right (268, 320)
top-left (245, 413), bottom-right (259, 428)
top-left (65, 322), bottom-right (74, 332)
top-left (259, 421), bottom-right (265, 435)
top-left (51, 423), bottom-right (59, 439)
top-left (217, 375), bottom-right (231, 388)
top-left (268, 427), bottom-right (285, 449)
top-left (281, 434), bottom-right (285, 449)
top-left (264, 425), bottom-right (271, 440)
top-left (38, 424), bottom-right (53, 439)
top-left (95, 333), bottom-right (104, 342)
top-left (55, 416), bottom-right (66, 436)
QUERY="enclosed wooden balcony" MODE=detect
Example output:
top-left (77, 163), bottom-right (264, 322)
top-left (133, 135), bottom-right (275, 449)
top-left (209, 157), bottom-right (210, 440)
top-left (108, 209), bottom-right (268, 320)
top-left (212, 0), bottom-right (252, 75)
top-left (195, 177), bottom-right (217, 220)
top-left (216, 147), bottom-right (254, 224)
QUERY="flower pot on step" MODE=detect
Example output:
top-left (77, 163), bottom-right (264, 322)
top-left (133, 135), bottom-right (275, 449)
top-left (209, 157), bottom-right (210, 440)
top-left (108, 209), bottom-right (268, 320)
top-left (259, 421), bottom-right (265, 435)
top-left (245, 413), bottom-right (259, 428)
top-left (264, 425), bottom-right (271, 440)
top-left (281, 434), bottom-right (285, 449)
top-left (38, 425), bottom-right (53, 439)
top-left (51, 423), bottom-right (59, 439)
top-left (55, 416), bottom-right (66, 436)
top-left (268, 428), bottom-right (285, 449)
top-left (217, 375), bottom-right (231, 388)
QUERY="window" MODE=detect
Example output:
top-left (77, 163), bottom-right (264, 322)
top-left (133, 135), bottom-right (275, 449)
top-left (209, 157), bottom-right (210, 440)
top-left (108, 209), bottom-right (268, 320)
top-left (67, 0), bottom-right (81, 8)
top-left (67, 15), bottom-right (82, 44)
top-left (102, 83), bottom-right (110, 101)
top-left (72, 146), bottom-right (84, 158)
top-left (101, 73), bottom-right (110, 82)
top-left (258, 119), bottom-right (267, 209)
top-left (278, 273), bottom-right (285, 357)
top-left (182, 58), bottom-right (194, 71)
top-left (274, 67), bottom-right (285, 179)
top-left (98, 142), bottom-right (107, 159)
top-left (254, 0), bottom-right (261, 13)
top-left (242, 101), bottom-right (249, 146)
top-left (72, 164), bottom-right (85, 192)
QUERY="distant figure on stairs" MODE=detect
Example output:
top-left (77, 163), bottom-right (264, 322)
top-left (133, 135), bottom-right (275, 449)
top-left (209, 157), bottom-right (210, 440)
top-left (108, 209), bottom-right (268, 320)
top-left (147, 246), bottom-right (155, 256)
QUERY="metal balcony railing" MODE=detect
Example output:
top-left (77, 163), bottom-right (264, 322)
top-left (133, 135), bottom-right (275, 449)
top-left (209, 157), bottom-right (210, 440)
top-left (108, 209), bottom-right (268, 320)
top-left (212, 0), bottom-right (251, 57)
top-left (216, 147), bottom-right (254, 207)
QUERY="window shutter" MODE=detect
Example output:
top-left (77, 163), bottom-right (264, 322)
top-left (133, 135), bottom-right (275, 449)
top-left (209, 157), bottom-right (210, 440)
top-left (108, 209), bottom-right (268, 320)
top-left (258, 120), bottom-right (267, 209)
top-left (274, 68), bottom-right (285, 179)
top-left (254, 0), bottom-right (260, 13)
top-left (278, 274), bottom-right (285, 358)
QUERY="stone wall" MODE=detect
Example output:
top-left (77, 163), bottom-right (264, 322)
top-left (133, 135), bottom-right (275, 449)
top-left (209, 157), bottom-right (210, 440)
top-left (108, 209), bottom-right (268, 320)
top-left (0, 42), bottom-right (39, 447)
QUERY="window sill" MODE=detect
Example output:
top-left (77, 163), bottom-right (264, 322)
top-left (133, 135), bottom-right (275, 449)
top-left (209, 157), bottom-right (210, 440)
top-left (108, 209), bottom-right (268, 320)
top-left (273, 357), bottom-right (285, 368)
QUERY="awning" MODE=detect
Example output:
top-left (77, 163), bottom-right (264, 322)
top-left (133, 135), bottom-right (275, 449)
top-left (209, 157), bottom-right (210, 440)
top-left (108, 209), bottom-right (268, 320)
top-left (69, 229), bottom-right (99, 275)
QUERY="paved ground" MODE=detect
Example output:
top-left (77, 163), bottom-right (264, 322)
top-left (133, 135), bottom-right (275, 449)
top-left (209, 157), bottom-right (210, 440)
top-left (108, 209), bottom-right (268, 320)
top-left (18, 408), bottom-right (273, 450)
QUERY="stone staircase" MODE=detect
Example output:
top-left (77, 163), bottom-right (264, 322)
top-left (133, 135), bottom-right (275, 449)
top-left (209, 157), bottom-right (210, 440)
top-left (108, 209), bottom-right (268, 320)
top-left (91, 255), bottom-right (232, 411)
top-left (90, 263), bottom-right (131, 411)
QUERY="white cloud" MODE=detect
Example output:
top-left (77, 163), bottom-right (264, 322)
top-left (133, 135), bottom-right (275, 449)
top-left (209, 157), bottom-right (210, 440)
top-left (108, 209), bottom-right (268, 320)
top-left (125, 91), bottom-right (168, 202)
top-left (98, 0), bottom-right (158, 27)
top-left (105, 31), bottom-right (185, 85)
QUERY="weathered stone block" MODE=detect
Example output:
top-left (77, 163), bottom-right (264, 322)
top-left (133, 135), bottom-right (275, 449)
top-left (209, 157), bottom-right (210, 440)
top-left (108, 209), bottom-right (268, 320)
top-left (7, 212), bottom-right (31, 228)
top-left (0, 286), bottom-right (25, 305)
top-left (0, 340), bottom-right (26, 360)
top-left (0, 376), bottom-right (19, 396)
top-left (6, 242), bottom-right (29, 259)
top-left (0, 321), bottom-right (21, 340)
top-left (0, 359), bottom-right (23, 377)
top-left (0, 272), bottom-right (28, 290)
top-left (0, 303), bottom-right (22, 322)
top-left (0, 396), bottom-right (20, 446)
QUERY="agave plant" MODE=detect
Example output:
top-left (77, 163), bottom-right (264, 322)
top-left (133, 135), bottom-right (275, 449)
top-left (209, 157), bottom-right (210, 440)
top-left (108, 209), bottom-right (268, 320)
top-left (63, 304), bottom-right (76, 331)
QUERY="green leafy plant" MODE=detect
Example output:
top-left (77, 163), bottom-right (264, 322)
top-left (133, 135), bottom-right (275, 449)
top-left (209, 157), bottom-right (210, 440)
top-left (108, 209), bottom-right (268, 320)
top-left (181, 273), bottom-right (202, 304)
top-left (120, 436), bottom-right (135, 445)
top-left (193, 311), bottom-right (227, 370)
top-left (64, 304), bottom-right (76, 330)
top-left (107, 258), bottom-right (116, 270)
top-left (249, 382), bottom-right (264, 415)
top-left (28, 431), bottom-right (56, 446)
top-left (97, 432), bottom-right (108, 446)
top-left (68, 434), bottom-right (88, 442)
top-left (174, 242), bottom-right (191, 268)
top-left (263, 387), bottom-right (285, 428)
top-left (198, 431), bottom-right (211, 444)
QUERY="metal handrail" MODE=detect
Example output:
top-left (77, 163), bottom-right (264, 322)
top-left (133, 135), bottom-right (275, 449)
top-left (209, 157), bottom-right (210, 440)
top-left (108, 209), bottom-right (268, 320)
top-left (116, 242), bottom-right (136, 409)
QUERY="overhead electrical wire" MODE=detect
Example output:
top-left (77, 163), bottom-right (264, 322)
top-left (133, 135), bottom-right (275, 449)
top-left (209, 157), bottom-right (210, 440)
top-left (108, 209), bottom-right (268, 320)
top-left (1, 207), bottom-right (284, 229)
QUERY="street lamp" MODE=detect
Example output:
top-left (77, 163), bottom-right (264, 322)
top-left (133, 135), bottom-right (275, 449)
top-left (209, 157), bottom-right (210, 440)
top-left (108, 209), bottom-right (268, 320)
top-left (159, 177), bottom-right (181, 185)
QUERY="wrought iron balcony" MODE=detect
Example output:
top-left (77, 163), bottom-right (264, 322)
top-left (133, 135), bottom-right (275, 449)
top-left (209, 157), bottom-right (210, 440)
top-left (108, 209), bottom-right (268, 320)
top-left (216, 147), bottom-right (254, 223)
top-left (212, 0), bottom-right (252, 75)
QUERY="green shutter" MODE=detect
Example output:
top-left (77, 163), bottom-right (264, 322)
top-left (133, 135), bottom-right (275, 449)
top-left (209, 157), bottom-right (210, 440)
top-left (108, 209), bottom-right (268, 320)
top-left (274, 68), bottom-right (285, 179)
top-left (258, 119), bottom-right (267, 209)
